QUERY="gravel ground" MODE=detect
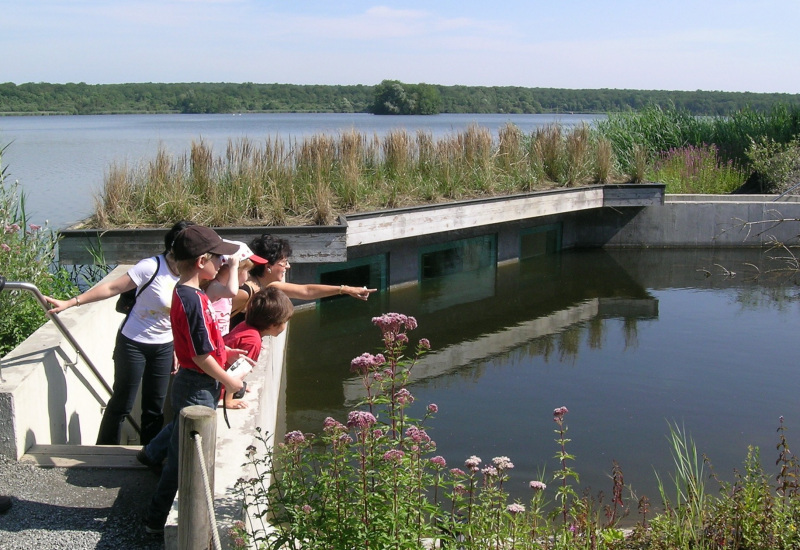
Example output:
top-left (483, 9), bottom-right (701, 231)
top-left (0, 455), bottom-right (163, 550)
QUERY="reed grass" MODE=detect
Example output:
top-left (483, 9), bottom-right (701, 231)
top-left (92, 105), bottom-right (799, 228)
top-left (92, 123), bottom-right (624, 227)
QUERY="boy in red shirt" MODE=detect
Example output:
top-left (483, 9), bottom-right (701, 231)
top-left (143, 225), bottom-right (245, 535)
top-left (222, 286), bottom-right (294, 409)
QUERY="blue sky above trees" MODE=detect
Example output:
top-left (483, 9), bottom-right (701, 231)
top-left (2, 0), bottom-right (798, 94)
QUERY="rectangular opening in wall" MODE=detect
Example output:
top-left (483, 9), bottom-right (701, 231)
top-left (520, 223), bottom-right (562, 260)
top-left (418, 235), bottom-right (497, 312)
top-left (317, 254), bottom-right (387, 301)
top-left (420, 235), bottom-right (497, 280)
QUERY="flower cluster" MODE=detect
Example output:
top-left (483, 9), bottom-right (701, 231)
top-left (284, 430), bottom-right (306, 447)
top-left (492, 456), bottom-right (515, 471)
top-left (350, 352), bottom-right (386, 375)
top-left (383, 449), bottom-right (405, 462)
top-left (394, 388), bottom-right (414, 406)
top-left (372, 312), bottom-right (418, 334)
top-left (465, 455), bottom-right (482, 472)
top-left (347, 410), bottom-right (377, 430)
top-left (529, 480), bottom-right (547, 491)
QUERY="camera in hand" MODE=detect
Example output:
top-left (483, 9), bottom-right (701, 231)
top-left (233, 381), bottom-right (247, 399)
top-left (228, 357), bottom-right (252, 376)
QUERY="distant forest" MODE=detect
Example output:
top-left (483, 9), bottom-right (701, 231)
top-left (1, 81), bottom-right (798, 116)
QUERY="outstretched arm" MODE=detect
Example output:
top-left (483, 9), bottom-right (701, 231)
top-left (268, 282), bottom-right (376, 301)
top-left (44, 273), bottom-right (136, 314)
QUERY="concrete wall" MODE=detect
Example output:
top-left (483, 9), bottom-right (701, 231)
top-left (0, 266), bottom-right (129, 459)
top-left (580, 196), bottom-right (800, 248)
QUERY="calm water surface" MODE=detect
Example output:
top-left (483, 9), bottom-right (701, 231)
top-left (284, 248), bottom-right (800, 508)
top-left (0, 113), bottom-right (602, 229)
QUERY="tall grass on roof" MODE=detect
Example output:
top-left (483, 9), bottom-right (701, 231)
top-left (92, 124), bottom-right (625, 228)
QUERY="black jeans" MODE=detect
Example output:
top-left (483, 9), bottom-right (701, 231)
top-left (96, 331), bottom-right (173, 445)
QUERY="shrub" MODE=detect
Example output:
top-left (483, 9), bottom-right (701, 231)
top-left (649, 144), bottom-right (747, 194)
top-left (745, 136), bottom-right (800, 194)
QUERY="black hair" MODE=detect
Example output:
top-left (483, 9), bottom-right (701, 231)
top-left (164, 220), bottom-right (196, 254)
top-left (249, 234), bottom-right (292, 278)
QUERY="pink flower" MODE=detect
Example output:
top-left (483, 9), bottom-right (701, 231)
top-left (553, 406), bottom-right (569, 423)
top-left (350, 352), bottom-right (385, 374)
top-left (284, 430), bottom-right (306, 446)
top-left (493, 456), bottom-right (514, 470)
top-left (302, 504), bottom-right (313, 514)
top-left (507, 503), bottom-right (525, 514)
top-left (529, 480), bottom-right (547, 491)
top-left (28, 224), bottom-right (42, 231)
top-left (394, 388), bottom-right (414, 406)
top-left (0, 243), bottom-right (10, 252)
top-left (481, 465), bottom-right (498, 477)
top-left (418, 338), bottom-right (431, 350)
top-left (450, 468), bottom-right (466, 477)
top-left (372, 313), bottom-right (417, 336)
top-left (427, 403), bottom-right (438, 414)
top-left (383, 449), bottom-right (405, 462)
top-left (430, 455), bottom-right (447, 468)
top-left (465, 455), bottom-right (482, 471)
top-left (405, 426), bottom-right (431, 443)
top-left (347, 410), bottom-right (377, 430)
top-left (323, 417), bottom-right (347, 435)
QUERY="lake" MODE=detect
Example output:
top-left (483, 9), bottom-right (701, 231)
top-left (284, 247), bottom-right (800, 509)
top-left (0, 113), bottom-right (602, 230)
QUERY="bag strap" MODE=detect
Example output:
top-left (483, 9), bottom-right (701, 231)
top-left (135, 255), bottom-right (161, 299)
top-left (120, 255), bottom-right (161, 330)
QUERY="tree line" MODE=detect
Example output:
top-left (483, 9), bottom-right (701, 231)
top-left (0, 80), bottom-right (798, 116)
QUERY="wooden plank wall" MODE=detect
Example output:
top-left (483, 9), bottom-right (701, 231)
top-left (58, 225), bottom-right (348, 264)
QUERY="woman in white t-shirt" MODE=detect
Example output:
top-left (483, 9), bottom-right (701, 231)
top-left (44, 221), bottom-right (193, 445)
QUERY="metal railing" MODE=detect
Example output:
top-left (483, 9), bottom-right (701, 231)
top-left (773, 181), bottom-right (800, 201)
top-left (0, 275), bottom-right (141, 434)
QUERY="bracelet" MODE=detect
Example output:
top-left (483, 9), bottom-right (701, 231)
top-left (74, 296), bottom-right (81, 306)
top-left (339, 285), bottom-right (344, 294)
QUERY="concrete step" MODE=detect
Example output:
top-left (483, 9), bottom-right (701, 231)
top-left (19, 444), bottom-right (147, 469)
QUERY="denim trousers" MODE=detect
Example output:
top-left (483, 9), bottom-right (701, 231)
top-left (145, 368), bottom-right (220, 528)
top-left (96, 331), bottom-right (173, 445)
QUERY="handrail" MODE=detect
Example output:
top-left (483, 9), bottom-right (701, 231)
top-left (773, 181), bottom-right (800, 201)
top-left (0, 275), bottom-right (141, 434)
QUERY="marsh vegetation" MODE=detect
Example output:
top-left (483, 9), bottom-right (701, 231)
top-left (91, 105), bottom-right (800, 228)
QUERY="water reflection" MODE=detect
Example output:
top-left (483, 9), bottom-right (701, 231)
top-left (284, 248), bottom-right (800, 507)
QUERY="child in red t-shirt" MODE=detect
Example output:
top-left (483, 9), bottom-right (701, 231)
top-left (222, 286), bottom-right (294, 409)
top-left (143, 225), bottom-right (245, 534)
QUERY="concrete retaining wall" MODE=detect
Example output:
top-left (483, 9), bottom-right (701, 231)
top-left (582, 195), bottom-right (800, 248)
top-left (0, 266), bottom-right (129, 459)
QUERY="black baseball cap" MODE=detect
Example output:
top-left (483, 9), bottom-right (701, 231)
top-left (172, 226), bottom-right (239, 261)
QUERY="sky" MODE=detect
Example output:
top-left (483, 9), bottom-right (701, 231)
top-left (2, 0), bottom-right (799, 94)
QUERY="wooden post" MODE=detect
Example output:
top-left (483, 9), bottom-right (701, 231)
top-left (177, 405), bottom-right (217, 550)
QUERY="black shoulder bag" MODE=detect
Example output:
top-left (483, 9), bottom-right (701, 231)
top-left (116, 255), bottom-right (161, 315)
